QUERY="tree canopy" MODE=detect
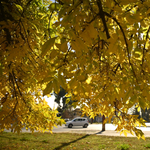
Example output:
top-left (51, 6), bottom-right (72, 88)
top-left (0, 0), bottom-right (64, 134)
top-left (0, 0), bottom-right (150, 139)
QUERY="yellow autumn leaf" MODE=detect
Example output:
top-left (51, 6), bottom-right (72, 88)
top-left (43, 81), bottom-right (53, 96)
top-left (41, 37), bottom-right (57, 57)
top-left (123, 130), bottom-right (128, 137)
top-left (50, 49), bottom-right (58, 58)
top-left (58, 73), bottom-right (66, 89)
top-left (86, 76), bottom-right (92, 84)
top-left (61, 41), bottom-right (68, 52)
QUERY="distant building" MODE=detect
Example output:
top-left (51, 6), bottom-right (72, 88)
top-left (61, 108), bottom-right (82, 120)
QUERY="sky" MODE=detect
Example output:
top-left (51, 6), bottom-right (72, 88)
top-left (44, 95), bottom-right (58, 109)
top-left (44, 94), bottom-right (80, 109)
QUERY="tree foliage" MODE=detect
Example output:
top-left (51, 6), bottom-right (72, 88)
top-left (1, 0), bottom-right (150, 139)
top-left (42, 0), bottom-right (150, 139)
top-left (0, 0), bottom-right (64, 134)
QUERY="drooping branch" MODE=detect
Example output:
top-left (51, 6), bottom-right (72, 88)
top-left (48, 12), bottom-right (53, 38)
top-left (113, 0), bottom-right (120, 6)
top-left (20, 21), bottom-right (39, 65)
top-left (64, 46), bottom-right (71, 63)
top-left (113, 63), bottom-right (122, 74)
top-left (104, 12), bottom-right (137, 81)
top-left (56, 0), bottom-right (64, 5)
top-left (97, 0), bottom-right (110, 39)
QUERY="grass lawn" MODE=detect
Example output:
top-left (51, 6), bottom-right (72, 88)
top-left (1, 132), bottom-right (150, 150)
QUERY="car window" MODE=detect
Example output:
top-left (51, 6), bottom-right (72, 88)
top-left (73, 118), bottom-right (87, 121)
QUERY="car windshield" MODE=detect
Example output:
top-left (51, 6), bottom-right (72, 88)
top-left (72, 119), bottom-right (76, 121)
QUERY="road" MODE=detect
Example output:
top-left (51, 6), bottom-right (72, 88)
top-left (52, 123), bottom-right (150, 133)
top-left (52, 124), bottom-right (116, 133)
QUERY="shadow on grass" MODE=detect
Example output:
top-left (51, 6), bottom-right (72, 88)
top-left (0, 134), bottom-right (17, 140)
top-left (0, 134), bottom-right (42, 143)
top-left (54, 134), bottom-right (90, 150)
top-left (95, 130), bottom-right (105, 135)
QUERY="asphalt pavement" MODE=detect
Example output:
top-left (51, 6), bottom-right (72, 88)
top-left (51, 123), bottom-right (150, 137)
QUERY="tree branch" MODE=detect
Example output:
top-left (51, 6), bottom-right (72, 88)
top-left (104, 12), bottom-right (137, 81)
top-left (48, 12), bottom-right (53, 38)
top-left (97, 0), bottom-right (110, 39)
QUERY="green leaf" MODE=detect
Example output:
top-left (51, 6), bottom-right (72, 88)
top-left (41, 37), bottom-right (56, 57)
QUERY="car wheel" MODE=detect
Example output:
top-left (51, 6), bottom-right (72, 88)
top-left (68, 124), bottom-right (73, 128)
top-left (83, 124), bottom-right (88, 128)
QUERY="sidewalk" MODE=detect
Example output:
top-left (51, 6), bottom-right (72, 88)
top-left (5, 127), bottom-right (150, 137)
top-left (95, 130), bottom-right (150, 137)
top-left (52, 130), bottom-right (150, 137)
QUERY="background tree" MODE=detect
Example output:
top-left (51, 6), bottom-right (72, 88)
top-left (141, 108), bottom-right (150, 122)
top-left (53, 87), bottom-right (76, 118)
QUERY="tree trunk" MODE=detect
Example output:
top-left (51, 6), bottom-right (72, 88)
top-left (102, 115), bottom-right (105, 131)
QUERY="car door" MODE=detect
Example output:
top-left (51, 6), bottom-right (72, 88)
top-left (72, 119), bottom-right (78, 126)
top-left (81, 119), bottom-right (85, 126)
top-left (76, 119), bottom-right (82, 126)
top-left (73, 118), bottom-right (81, 126)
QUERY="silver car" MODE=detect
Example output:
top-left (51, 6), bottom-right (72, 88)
top-left (65, 117), bottom-right (89, 128)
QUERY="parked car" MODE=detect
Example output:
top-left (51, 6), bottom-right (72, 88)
top-left (65, 117), bottom-right (89, 128)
